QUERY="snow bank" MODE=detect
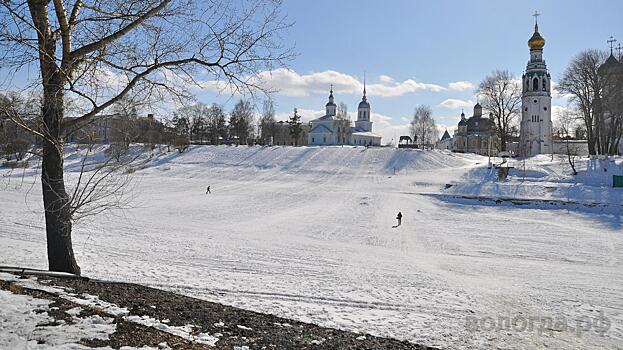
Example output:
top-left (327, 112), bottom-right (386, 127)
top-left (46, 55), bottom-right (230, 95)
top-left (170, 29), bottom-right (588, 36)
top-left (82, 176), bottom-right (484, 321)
top-left (445, 154), bottom-right (623, 205)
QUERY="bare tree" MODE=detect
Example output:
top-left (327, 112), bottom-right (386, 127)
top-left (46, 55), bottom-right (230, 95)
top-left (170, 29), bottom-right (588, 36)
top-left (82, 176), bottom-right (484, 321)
top-left (229, 99), bottom-right (255, 145)
top-left (335, 102), bottom-right (350, 146)
top-left (0, 0), bottom-right (293, 275)
top-left (69, 147), bottom-right (138, 222)
top-left (259, 99), bottom-right (276, 145)
top-left (174, 103), bottom-right (209, 143)
top-left (206, 103), bottom-right (228, 145)
top-left (557, 50), bottom-right (608, 155)
top-left (336, 102), bottom-right (348, 120)
top-left (410, 105), bottom-right (437, 149)
top-left (477, 70), bottom-right (521, 151)
top-left (0, 91), bottom-right (37, 162)
top-left (171, 112), bottom-right (190, 152)
top-left (288, 108), bottom-right (302, 146)
top-left (555, 109), bottom-right (582, 175)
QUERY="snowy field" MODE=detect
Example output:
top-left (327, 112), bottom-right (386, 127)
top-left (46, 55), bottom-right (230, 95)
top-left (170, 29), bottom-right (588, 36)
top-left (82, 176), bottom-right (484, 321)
top-left (1, 145), bottom-right (622, 349)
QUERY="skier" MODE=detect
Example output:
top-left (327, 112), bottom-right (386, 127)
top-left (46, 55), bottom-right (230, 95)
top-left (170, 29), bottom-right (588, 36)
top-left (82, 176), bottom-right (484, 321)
top-left (206, 185), bottom-right (211, 194)
top-left (396, 211), bottom-right (402, 226)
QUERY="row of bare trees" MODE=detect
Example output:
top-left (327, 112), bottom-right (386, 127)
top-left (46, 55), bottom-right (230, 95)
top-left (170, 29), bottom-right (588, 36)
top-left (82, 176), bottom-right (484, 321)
top-left (0, 92), bottom-right (39, 162)
top-left (0, 0), bottom-right (293, 275)
top-left (173, 98), bottom-right (309, 147)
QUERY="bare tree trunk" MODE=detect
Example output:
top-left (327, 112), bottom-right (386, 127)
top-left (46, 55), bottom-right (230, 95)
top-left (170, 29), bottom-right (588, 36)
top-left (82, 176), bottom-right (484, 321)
top-left (41, 82), bottom-right (81, 275)
top-left (42, 139), bottom-right (80, 275)
top-left (28, 0), bottom-right (81, 275)
top-left (566, 140), bottom-right (577, 175)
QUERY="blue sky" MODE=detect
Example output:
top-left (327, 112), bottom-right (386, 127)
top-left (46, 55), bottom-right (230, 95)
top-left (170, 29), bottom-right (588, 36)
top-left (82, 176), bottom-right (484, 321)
top-left (195, 0), bottom-right (620, 142)
top-left (2, 0), bottom-right (621, 143)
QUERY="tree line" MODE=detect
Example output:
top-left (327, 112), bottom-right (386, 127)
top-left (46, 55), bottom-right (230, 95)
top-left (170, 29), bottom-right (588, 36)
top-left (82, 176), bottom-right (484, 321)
top-left (0, 93), bottom-right (310, 162)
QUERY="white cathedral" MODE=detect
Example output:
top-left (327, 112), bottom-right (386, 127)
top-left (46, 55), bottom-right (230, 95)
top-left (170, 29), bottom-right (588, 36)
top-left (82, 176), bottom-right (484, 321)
top-left (308, 85), bottom-right (382, 146)
top-left (519, 16), bottom-right (553, 156)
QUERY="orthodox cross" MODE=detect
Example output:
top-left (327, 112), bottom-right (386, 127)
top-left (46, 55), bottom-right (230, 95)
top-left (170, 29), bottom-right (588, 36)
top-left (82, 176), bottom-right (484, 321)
top-left (533, 11), bottom-right (540, 25)
top-left (616, 43), bottom-right (623, 60)
top-left (607, 36), bottom-right (617, 55)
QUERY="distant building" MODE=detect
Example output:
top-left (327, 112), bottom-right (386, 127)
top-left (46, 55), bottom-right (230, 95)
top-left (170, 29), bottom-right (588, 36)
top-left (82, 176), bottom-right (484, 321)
top-left (308, 85), bottom-right (382, 146)
top-left (272, 121), bottom-right (311, 146)
top-left (436, 130), bottom-right (453, 150)
top-left (452, 104), bottom-right (499, 155)
top-left (597, 50), bottom-right (623, 155)
top-left (65, 113), bottom-right (165, 145)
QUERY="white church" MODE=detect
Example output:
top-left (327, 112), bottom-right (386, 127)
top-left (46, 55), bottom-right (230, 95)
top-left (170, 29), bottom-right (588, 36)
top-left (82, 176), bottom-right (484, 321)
top-left (308, 85), bottom-right (382, 146)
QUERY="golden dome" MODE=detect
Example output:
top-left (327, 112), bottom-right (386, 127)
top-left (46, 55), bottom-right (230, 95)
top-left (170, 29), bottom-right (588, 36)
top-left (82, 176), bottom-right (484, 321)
top-left (528, 24), bottom-right (545, 49)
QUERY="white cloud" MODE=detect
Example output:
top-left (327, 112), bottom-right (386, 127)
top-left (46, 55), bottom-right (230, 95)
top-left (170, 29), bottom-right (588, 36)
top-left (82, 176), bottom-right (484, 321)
top-left (368, 79), bottom-right (446, 96)
top-left (447, 81), bottom-right (475, 91)
top-left (439, 98), bottom-right (474, 109)
top-left (198, 68), bottom-right (446, 98)
top-left (378, 75), bottom-right (395, 83)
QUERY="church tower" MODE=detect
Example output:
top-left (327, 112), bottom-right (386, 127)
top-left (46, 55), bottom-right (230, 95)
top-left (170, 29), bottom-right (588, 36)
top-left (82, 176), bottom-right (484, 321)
top-left (325, 85), bottom-right (337, 116)
top-left (355, 79), bottom-right (372, 132)
top-left (519, 12), bottom-right (552, 156)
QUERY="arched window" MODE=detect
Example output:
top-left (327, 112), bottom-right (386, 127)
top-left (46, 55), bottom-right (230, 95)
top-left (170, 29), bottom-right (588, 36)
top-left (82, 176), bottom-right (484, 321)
top-left (526, 79), bottom-right (530, 90)
top-left (533, 77), bottom-right (539, 91)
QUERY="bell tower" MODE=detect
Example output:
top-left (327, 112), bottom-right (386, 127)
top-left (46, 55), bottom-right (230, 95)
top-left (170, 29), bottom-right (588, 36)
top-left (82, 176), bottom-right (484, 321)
top-left (519, 11), bottom-right (552, 156)
top-left (325, 85), bottom-right (336, 116)
top-left (355, 77), bottom-right (372, 132)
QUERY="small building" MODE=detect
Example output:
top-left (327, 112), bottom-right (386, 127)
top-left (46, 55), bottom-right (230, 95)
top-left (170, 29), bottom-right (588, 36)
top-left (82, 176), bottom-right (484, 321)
top-left (436, 130), bottom-right (453, 150)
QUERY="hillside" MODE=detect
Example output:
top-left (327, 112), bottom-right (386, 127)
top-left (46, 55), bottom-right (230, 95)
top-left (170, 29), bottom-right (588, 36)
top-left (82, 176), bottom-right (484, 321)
top-left (1, 145), bottom-right (621, 349)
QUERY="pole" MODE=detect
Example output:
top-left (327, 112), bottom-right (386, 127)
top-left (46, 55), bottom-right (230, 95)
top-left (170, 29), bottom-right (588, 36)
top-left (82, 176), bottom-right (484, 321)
top-left (488, 135), bottom-right (492, 167)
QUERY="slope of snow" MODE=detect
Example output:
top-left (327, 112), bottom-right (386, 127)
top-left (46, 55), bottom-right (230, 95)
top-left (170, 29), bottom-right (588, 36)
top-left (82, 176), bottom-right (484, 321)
top-left (445, 154), bottom-right (623, 205)
top-left (1, 145), bottom-right (622, 349)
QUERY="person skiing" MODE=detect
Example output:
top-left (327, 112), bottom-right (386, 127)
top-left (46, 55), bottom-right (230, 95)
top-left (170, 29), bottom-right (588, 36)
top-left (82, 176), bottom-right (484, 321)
top-left (396, 211), bottom-right (402, 226)
top-left (206, 185), bottom-right (211, 194)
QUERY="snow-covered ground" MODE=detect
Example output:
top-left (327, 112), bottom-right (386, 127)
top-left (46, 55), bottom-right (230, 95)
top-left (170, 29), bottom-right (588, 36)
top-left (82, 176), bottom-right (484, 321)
top-left (445, 154), bottom-right (623, 205)
top-left (1, 145), bottom-right (622, 349)
top-left (0, 272), bottom-right (118, 350)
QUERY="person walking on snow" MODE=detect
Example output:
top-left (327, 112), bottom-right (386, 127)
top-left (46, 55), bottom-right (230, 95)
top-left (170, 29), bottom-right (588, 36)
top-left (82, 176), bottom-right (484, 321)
top-left (396, 211), bottom-right (402, 226)
top-left (206, 185), bottom-right (211, 194)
